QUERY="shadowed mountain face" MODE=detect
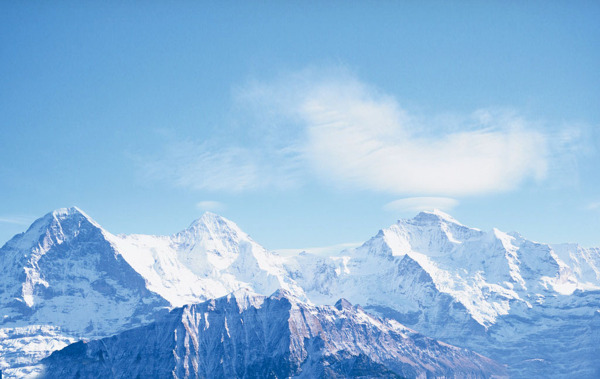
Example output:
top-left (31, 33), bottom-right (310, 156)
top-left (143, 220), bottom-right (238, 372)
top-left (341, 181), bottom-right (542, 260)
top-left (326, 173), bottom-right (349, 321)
top-left (1, 208), bottom-right (300, 377)
top-left (0, 207), bottom-right (168, 332)
top-left (286, 210), bottom-right (600, 378)
top-left (1, 207), bottom-right (599, 378)
top-left (0, 208), bottom-right (169, 377)
top-left (40, 290), bottom-right (507, 379)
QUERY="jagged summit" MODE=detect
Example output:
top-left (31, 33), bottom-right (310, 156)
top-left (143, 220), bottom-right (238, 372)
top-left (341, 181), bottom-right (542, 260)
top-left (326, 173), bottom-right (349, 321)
top-left (44, 206), bottom-right (97, 229)
top-left (188, 211), bottom-right (234, 228)
top-left (50, 206), bottom-right (85, 218)
top-left (334, 298), bottom-right (353, 311)
top-left (173, 212), bottom-right (251, 262)
top-left (106, 207), bottom-right (305, 310)
top-left (410, 209), bottom-right (464, 226)
top-left (3, 206), bottom-right (104, 254)
top-left (269, 288), bottom-right (298, 301)
top-left (178, 211), bottom-right (246, 242)
top-left (44, 206), bottom-right (99, 228)
top-left (0, 205), bottom-right (168, 339)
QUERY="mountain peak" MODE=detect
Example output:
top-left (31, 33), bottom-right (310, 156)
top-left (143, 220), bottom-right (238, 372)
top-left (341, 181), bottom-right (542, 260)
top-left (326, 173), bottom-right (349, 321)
top-left (3, 207), bottom-right (102, 252)
top-left (177, 212), bottom-right (246, 242)
top-left (187, 212), bottom-right (240, 232)
top-left (411, 209), bottom-right (463, 226)
top-left (51, 206), bottom-right (85, 218)
top-left (172, 212), bottom-right (254, 271)
top-left (334, 298), bottom-right (353, 311)
top-left (199, 211), bottom-right (222, 221)
top-left (47, 206), bottom-right (101, 227)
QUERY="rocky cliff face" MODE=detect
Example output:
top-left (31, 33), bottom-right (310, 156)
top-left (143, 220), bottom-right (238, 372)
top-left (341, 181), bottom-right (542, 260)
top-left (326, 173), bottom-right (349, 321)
top-left (40, 290), bottom-right (507, 379)
top-left (1, 209), bottom-right (303, 377)
top-left (2, 207), bottom-right (599, 378)
top-left (0, 207), bottom-right (169, 377)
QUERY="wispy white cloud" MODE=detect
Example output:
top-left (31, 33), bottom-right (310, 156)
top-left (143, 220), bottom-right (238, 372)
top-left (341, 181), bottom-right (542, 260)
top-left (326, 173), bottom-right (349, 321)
top-left (138, 140), bottom-right (301, 192)
top-left (586, 202), bottom-right (600, 211)
top-left (140, 67), bottom-right (581, 197)
top-left (0, 216), bottom-right (32, 225)
top-left (384, 197), bottom-right (459, 213)
top-left (196, 200), bottom-right (225, 211)
top-left (242, 69), bottom-right (549, 196)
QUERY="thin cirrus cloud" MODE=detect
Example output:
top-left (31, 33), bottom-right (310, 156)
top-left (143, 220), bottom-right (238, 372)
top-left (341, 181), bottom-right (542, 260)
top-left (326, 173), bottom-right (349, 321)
top-left (242, 69), bottom-right (549, 196)
top-left (586, 202), bottom-right (600, 211)
top-left (138, 140), bottom-right (301, 192)
top-left (0, 216), bottom-right (32, 225)
top-left (141, 68), bottom-right (557, 196)
top-left (384, 197), bottom-right (459, 213)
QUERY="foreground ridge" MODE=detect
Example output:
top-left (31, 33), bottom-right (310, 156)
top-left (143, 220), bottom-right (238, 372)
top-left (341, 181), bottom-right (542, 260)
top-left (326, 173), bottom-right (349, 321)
top-left (40, 290), bottom-right (507, 379)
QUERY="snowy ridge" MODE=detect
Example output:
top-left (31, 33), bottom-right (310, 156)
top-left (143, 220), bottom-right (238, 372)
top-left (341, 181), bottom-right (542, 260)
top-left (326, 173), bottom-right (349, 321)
top-left (0, 208), bottom-right (169, 377)
top-left (1, 208), bottom-right (306, 377)
top-left (40, 290), bottom-right (507, 378)
top-left (106, 211), bottom-right (307, 307)
top-left (1, 207), bottom-right (599, 378)
top-left (282, 210), bottom-right (600, 377)
top-left (0, 326), bottom-right (75, 378)
top-left (337, 210), bottom-right (599, 326)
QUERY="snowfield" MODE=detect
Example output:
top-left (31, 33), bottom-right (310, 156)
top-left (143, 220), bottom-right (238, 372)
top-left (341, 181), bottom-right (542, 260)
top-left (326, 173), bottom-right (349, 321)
top-left (1, 207), bottom-right (598, 377)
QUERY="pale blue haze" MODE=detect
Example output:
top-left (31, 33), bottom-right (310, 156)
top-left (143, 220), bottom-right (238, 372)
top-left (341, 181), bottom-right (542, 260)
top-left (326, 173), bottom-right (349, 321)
top-left (1, 1), bottom-right (599, 249)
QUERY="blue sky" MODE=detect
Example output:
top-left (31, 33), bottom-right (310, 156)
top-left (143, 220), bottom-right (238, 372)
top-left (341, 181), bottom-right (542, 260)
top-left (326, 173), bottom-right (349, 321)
top-left (1, 1), bottom-right (599, 250)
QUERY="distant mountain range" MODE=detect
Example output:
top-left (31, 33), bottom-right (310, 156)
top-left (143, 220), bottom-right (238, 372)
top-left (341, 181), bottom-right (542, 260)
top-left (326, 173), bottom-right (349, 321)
top-left (1, 207), bottom-right (598, 378)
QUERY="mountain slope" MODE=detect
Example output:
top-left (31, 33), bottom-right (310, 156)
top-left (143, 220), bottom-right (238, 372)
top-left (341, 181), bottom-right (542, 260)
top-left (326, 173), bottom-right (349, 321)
top-left (0, 207), bottom-right (168, 331)
top-left (0, 207), bottom-right (169, 377)
top-left (40, 290), bottom-right (507, 379)
top-left (2, 207), bottom-right (599, 378)
top-left (283, 210), bottom-right (600, 377)
top-left (1, 209), bottom-right (304, 377)
top-left (107, 211), bottom-right (307, 307)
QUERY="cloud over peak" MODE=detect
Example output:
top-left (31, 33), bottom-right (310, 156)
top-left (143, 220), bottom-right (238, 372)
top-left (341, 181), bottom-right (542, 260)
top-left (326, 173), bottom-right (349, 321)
top-left (140, 68), bottom-right (561, 197)
top-left (295, 78), bottom-right (547, 195)
top-left (384, 197), bottom-right (459, 213)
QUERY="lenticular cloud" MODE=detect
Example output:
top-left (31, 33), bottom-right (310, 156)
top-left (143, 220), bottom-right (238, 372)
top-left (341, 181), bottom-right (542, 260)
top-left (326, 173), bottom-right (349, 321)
top-left (145, 70), bottom-right (550, 196)
top-left (294, 76), bottom-right (548, 195)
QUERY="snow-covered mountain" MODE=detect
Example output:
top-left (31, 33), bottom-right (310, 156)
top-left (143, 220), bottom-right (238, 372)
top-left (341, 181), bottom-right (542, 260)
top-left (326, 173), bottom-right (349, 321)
top-left (0, 208), bottom-right (169, 377)
top-left (289, 209), bottom-right (599, 325)
top-left (286, 210), bottom-right (600, 378)
top-left (1, 208), bottom-right (305, 377)
top-left (40, 289), bottom-right (507, 378)
top-left (107, 211), bottom-right (306, 307)
top-left (1, 207), bottom-right (599, 378)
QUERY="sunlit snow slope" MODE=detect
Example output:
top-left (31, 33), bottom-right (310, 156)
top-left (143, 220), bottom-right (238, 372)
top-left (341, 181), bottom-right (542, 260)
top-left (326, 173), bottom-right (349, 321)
top-left (0, 208), bottom-right (304, 377)
top-left (285, 210), bottom-right (600, 378)
top-left (1, 207), bottom-right (599, 378)
top-left (107, 211), bottom-right (306, 307)
top-left (0, 208), bottom-right (168, 377)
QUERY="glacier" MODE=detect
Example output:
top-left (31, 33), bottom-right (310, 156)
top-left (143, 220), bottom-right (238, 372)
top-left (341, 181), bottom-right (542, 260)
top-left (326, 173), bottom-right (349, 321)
top-left (0, 207), bottom-right (599, 378)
